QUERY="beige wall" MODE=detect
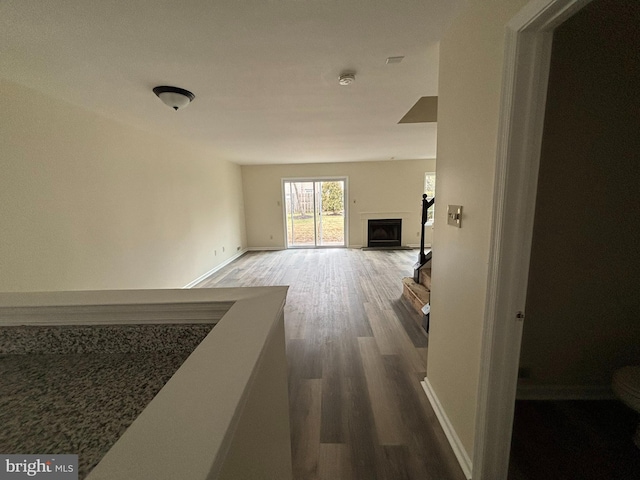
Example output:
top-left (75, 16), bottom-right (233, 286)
top-left (519, 0), bottom-right (640, 388)
top-left (426, 0), bottom-right (528, 458)
top-left (241, 159), bottom-right (435, 248)
top-left (0, 80), bottom-right (246, 292)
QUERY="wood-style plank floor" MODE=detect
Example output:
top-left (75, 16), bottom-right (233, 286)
top-left (197, 249), bottom-right (466, 480)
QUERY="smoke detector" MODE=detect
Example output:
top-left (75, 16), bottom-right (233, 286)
top-left (338, 73), bottom-right (356, 86)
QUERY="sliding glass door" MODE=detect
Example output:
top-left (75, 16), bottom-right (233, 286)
top-left (284, 179), bottom-right (346, 248)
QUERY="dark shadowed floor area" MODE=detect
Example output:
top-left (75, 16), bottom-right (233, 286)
top-left (509, 399), bottom-right (640, 480)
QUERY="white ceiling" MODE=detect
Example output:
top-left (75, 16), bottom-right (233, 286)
top-left (0, 0), bottom-right (463, 165)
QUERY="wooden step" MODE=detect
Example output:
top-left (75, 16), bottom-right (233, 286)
top-left (401, 277), bottom-right (430, 316)
top-left (419, 265), bottom-right (431, 290)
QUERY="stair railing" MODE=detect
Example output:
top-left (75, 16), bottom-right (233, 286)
top-left (414, 193), bottom-right (435, 282)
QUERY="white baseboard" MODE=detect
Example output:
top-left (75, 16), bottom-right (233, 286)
top-left (516, 384), bottom-right (615, 400)
top-left (348, 244), bottom-right (364, 249)
top-left (422, 378), bottom-right (472, 480)
top-left (183, 249), bottom-right (248, 288)
top-left (245, 247), bottom-right (285, 251)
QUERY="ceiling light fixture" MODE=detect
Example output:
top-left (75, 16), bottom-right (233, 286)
top-left (153, 86), bottom-right (195, 111)
top-left (338, 73), bottom-right (356, 86)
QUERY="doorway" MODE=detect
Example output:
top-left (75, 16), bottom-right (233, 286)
top-left (472, 1), bottom-right (599, 478)
top-left (283, 178), bottom-right (347, 248)
top-left (508, 0), bottom-right (640, 477)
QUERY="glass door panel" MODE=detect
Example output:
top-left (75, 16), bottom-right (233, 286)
top-left (317, 181), bottom-right (345, 246)
top-left (285, 181), bottom-right (315, 247)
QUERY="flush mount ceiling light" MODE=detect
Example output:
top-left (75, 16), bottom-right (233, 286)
top-left (338, 73), bottom-right (356, 86)
top-left (153, 86), bottom-right (195, 111)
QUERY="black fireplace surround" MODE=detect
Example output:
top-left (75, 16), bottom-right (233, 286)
top-left (367, 219), bottom-right (402, 248)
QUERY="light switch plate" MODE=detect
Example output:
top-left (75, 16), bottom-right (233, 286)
top-left (447, 205), bottom-right (462, 227)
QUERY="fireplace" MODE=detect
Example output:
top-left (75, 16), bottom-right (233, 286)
top-left (367, 219), bottom-right (402, 248)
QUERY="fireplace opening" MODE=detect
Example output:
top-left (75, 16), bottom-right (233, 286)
top-left (367, 219), bottom-right (402, 248)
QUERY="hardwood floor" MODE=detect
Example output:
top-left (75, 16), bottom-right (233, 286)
top-left (197, 249), bottom-right (466, 480)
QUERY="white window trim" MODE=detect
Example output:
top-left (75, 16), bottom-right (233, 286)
top-left (424, 172), bottom-right (436, 226)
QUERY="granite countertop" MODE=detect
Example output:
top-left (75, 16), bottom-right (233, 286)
top-left (0, 324), bottom-right (214, 479)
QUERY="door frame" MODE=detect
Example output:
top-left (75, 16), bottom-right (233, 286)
top-left (472, 0), bottom-right (592, 478)
top-left (281, 176), bottom-right (349, 249)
